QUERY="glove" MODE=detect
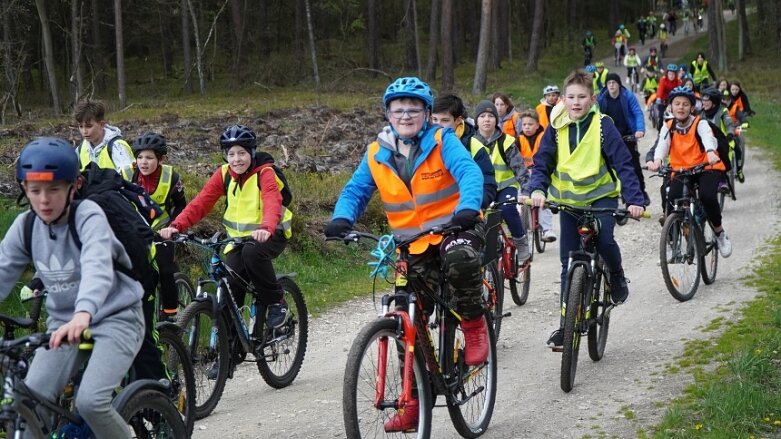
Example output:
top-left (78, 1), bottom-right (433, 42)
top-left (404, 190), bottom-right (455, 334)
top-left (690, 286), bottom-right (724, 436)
top-left (324, 218), bottom-right (352, 238)
top-left (451, 209), bottom-right (480, 230)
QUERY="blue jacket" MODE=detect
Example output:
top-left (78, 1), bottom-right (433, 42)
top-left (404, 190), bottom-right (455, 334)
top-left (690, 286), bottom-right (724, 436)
top-left (596, 86), bottom-right (646, 135)
top-left (524, 107), bottom-right (644, 207)
top-left (332, 125), bottom-right (483, 224)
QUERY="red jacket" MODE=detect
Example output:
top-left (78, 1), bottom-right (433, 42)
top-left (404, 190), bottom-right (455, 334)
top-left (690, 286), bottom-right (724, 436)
top-left (171, 164), bottom-right (283, 234)
top-left (656, 76), bottom-right (682, 103)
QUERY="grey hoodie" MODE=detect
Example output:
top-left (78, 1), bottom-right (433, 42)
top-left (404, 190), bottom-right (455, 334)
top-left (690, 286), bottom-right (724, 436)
top-left (78, 124), bottom-right (134, 170)
top-left (0, 200), bottom-right (143, 324)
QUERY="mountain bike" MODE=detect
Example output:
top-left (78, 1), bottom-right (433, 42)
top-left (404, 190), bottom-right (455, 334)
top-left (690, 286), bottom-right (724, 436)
top-left (627, 66), bottom-right (640, 93)
top-left (336, 225), bottom-right (497, 438)
top-left (544, 201), bottom-right (649, 393)
top-left (173, 232), bottom-right (308, 419)
top-left (583, 46), bottom-right (593, 66)
top-left (487, 199), bottom-right (533, 306)
top-left (15, 284), bottom-right (197, 437)
top-left (658, 164), bottom-right (720, 302)
top-left (0, 317), bottom-right (186, 438)
top-left (481, 211), bottom-right (507, 339)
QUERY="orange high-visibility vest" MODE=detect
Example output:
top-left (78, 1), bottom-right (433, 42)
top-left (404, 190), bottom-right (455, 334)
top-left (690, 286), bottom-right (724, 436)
top-left (520, 132), bottom-right (543, 168)
top-left (668, 117), bottom-right (726, 171)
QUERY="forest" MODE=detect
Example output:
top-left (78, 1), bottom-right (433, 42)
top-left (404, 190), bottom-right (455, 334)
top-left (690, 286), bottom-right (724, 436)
top-left (2, 0), bottom-right (779, 124)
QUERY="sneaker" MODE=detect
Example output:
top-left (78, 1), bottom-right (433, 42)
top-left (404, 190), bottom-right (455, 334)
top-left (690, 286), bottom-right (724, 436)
top-left (207, 361), bottom-right (219, 380)
top-left (266, 300), bottom-right (289, 329)
top-left (546, 329), bottom-right (564, 349)
top-left (609, 270), bottom-right (629, 304)
top-left (384, 399), bottom-right (419, 432)
top-left (514, 236), bottom-right (531, 262)
top-left (643, 191), bottom-right (652, 207)
top-left (717, 181), bottom-right (730, 195)
top-left (716, 230), bottom-right (732, 257)
top-left (542, 230), bottom-right (558, 243)
top-left (658, 214), bottom-right (666, 227)
top-left (460, 315), bottom-right (488, 366)
top-left (736, 170), bottom-right (745, 183)
top-left (159, 308), bottom-right (177, 323)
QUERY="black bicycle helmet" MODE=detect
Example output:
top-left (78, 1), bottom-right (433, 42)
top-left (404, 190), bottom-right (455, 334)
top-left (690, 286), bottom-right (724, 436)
top-left (701, 87), bottom-right (722, 106)
top-left (131, 132), bottom-right (168, 156)
top-left (219, 124), bottom-right (257, 150)
top-left (16, 137), bottom-right (79, 183)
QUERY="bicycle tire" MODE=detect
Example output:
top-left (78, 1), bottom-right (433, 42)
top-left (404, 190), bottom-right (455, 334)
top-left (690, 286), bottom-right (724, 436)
top-left (481, 261), bottom-right (504, 340)
top-left (117, 388), bottom-right (187, 438)
top-left (587, 263), bottom-right (611, 361)
top-left (256, 277), bottom-right (309, 389)
top-left (534, 224), bottom-right (546, 254)
top-left (561, 265), bottom-right (586, 393)
top-left (177, 299), bottom-right (230, 419)
top-left (157, 325), bottom-right (196, 437)
top-left (660, 212), bottom-right (701, 302)
top-left (446, 313), bottom-right (497, 438)
top-left (700, 224), bottom-right (719, 285)
top-left (1, 399), bottom-right (45, 438)
top-left (343, 318), bottom-right (432, 439)
top-left (174, 272), bottom-right (195, 313)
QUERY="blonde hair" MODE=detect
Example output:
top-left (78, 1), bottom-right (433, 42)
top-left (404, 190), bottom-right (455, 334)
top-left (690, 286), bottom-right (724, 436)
top-left (518, 110), bottom-right (539, 121)
top-left (564, 71), bottom-right (593, 96)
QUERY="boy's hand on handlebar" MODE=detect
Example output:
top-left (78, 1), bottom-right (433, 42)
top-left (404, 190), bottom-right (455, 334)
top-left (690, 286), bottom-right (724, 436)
top-left (451, 209), bottom-right (479, 229)
top-left (706, 150), bottom-right (721, 165)
top-left (518, 194), bottom-right (530, 204)
top-left (50, 311), bottom-right (91, 350)
top-left (325, 218), bottom-right (352, 238)
top-left (252, 229), bottom-right (271, 243)
top-left (531, 193), bottom-right (546, 208)
top-left (159, 227), bottom-right (179, 240)
top-left (647, 159), bottom-right (662, 172)
top-left (627, 205), bottom-right (645, 219)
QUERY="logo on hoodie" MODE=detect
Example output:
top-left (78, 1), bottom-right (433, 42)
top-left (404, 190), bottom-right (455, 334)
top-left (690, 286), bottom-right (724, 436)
top-left (38, 254), bottom-right (78, 293)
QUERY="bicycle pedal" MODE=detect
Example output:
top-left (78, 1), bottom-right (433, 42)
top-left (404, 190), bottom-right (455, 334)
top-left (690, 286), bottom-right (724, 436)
top-left (550, 346), bottom-right (564, 353)
top-left (501, 311), bottom-right (512, 318)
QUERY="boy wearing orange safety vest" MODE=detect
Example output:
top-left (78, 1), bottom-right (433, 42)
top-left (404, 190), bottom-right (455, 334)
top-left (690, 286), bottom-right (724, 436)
top-left (518, 110), bottom-right (557, 242)
top-left (535, 85), bottom-right (561, 130)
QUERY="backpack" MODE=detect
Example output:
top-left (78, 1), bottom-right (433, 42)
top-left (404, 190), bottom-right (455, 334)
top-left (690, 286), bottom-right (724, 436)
top-left (223, 164), bottom-right (293, 207)
top-left (667, 119), bottom-right (732, 171)
top-left (23, 164), bottom-right (160, 294)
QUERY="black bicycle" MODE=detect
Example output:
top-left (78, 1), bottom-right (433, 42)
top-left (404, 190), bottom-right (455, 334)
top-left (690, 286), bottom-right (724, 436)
top-left (174, 232), bottom-right (308, 419)
top-left (545, 201), bottom-right (648, 392)
top-left (658, 164), bottom-right (720, 302)
top-left (335, 226), bottom-right (497, 438)
top-left (0, 316), bottom-right (186, 438)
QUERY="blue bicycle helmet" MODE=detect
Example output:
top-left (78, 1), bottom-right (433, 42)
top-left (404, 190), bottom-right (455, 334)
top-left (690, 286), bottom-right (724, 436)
top-left (219, 124), bottom-right (257, 150)
top-left (585, 64), bottom-right (597, 73)
top-left (383, 77), bottom-right (434, 109)
top-left (667, 86), bottom-right (696, 105)
top-left (16, 137), bottom-right (79, 183)
top-left (586, 30), bottom-right (593, 37)
top-left (543, 85), bottom-right (560, 95)
top-left (666, 63), bottom-right (679, 72)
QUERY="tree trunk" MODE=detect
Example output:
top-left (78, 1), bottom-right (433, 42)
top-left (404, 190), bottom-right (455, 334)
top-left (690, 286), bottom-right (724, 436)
top-left (90, 0), bottom-right (106, 92)
top-left (366, 0), bottom-right (380, 78)
top-left (403, 0), bottom-right (418, 71)
top-left (113, 0), bottom-right (126, 107)
top-left (490, 0), bottom-right (500, 69)
top-left (70, 0), bottom-right (83, 104)
top-left (295, 0), bottom-right (306, 78)
top-left (737, 0), bottom-right (751, 59)
top-left (526, 0), bottom-right (544, 72)
top-left (567, 0), bottom-right (578, 51)
top-left (440, 0), bottom-right (454, 92)
top-left (304, 0), bottom-right (320, 85)
top-left (186, 0), bottom-right (205, 94)
top-left (229, 0), bottom-right (245, 78)
top-left (1, 0), bottom-right (22, 122)
top-left (34, 0), bottom-right (61, 115)
top-left (180, 0), bottom-right (192, 93)
top-left (424, 0), bottom-right (440, 81)
top-left (412, 0), bottom-right (422, 77)
top-left (707, 0), bottom-right (727, 71)
top-left (257, 1), bottom-right (270, 57)
top-left (473, 0), bottom-right (492, 94)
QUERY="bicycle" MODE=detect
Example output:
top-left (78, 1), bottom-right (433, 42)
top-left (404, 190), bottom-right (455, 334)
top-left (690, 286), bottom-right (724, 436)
top-left (583, 46), bottom-right (593, 66)
top-left (542, 201), bottom-right (648, 392)
top-left (658, 164), bottom-right (720, 302)
top-left (626, 67), bottom-right (640, 93)
top-left (0, 316), bottom-right (186, 438)
top-left (337, 225), bottom-right (497, 438)
top-left (486, 199), bottom-right (533, 306)
top-left (480, 211), bottom-right (507, 339)
top-left (16, 284), bottom-right (197, 437)
top-left (173, 232), bottom-right (308, 419)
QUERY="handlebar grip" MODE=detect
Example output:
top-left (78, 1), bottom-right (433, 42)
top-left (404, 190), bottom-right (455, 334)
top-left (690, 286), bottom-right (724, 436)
top-left (641, 211), bottom-right (652, 219)
top-left (78, 329), bottom-right (94, 350)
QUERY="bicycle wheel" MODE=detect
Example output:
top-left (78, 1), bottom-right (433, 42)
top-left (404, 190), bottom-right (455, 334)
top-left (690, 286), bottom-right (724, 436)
top-left (174, 272), bottom-right (195, 313)
top-left (157, 325), bottom-right (196, 437)
top-left (533, 210), bottom-right (546, 254)
top-left (482, 261), bottom-right (503, 340)
top-left (256, 277), bottom-right (309, 388)
top-left (117, 388), bottom-right (187, 438)
top-left (700, 223), bottom-right (719, 285)
top-left (1, 400), bottom-right (45, 438)
top-left (446, 314), bottom-right (497, 438)
top-left (177, 300), bottom-right (230, 419)
top-left (660, 212), bottom-right (701, 302)
top-left (587, 263), bottom-right (610, 361)
top-left (561, 265), bottom-right (587, 393)
top-left (343, 318), bottom-right (432, 439)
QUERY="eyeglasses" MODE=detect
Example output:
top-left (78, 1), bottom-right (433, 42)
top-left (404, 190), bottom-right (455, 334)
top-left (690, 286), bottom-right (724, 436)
top-left (388, 108), bottom-right (426, 119)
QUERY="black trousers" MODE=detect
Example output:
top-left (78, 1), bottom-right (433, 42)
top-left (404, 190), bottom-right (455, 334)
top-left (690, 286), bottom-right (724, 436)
top-left (667, 170), bottom-right (724, 228)
top-left (224, 231), bottom-right (287, 308)
top-left (155, 241), bottom-right (179, 311)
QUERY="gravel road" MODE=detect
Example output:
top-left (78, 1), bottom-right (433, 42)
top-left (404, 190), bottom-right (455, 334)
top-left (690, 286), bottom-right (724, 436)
top-left (191, 114), bottom-right (779, 439)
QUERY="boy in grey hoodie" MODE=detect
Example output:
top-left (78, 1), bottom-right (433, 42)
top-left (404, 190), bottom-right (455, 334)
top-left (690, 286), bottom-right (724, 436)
top-left (0, 138), bottom-right (144, 438)
top-left (74, 100), bottom-right (134, 172)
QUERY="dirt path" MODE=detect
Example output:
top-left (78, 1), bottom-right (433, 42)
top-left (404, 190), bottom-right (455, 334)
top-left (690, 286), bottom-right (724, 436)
top-left (191, 14), bottom-right (775, 439)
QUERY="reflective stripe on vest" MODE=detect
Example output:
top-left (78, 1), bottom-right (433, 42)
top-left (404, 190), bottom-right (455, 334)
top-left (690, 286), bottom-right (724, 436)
top-left (520, 132), bottom-right (543, 168)
top-left (78, 139), bottom-right (131, 171)
top-left (691, 61), bottom-right (709, 84)
top-left (667, 117), bottom-right (726, 171)
top-left (147, 165), bottom-right (173, 230)
top-left (366, 129), bottom-right (459, 254)
top-left (485, 134), bottom-right (519, 191)
top-left (220, 165), bottom-right (293, 239)
top-left (549, 115), bottom-right (621, 206)
top-left (643, 77), bottom-right (658, 92)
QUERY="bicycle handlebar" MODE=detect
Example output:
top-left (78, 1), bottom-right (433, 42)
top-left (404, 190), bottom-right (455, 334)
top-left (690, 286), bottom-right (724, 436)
top-left (326, 224), bottom-right (462, 250)
top-left (167, 231), bottom-right (256, 248)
